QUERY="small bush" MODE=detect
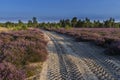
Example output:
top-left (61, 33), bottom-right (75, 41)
top-left (106, 41), bottom-right (120, 55)
top-left (0, 61), bottom-right (26, 80)
top-left (0, 28), bottom-right (48, 79)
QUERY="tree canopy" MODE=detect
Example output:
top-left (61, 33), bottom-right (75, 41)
top-left (0, 17), bottom-right (120, 29)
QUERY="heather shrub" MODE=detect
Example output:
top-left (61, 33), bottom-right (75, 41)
top-left (0, 61), bottom-right (26, 80)
top-left (104, 36), bottom-right (116, 44)
top-left (95, 38), bottom-right (105, 46)
top-left (106, 41), bottom-right (120, 55)
top-left (0, 28), bottom-right (48, 79)
top-left (25, 62), bottom-right (43, 77)
top-left (75, 32), bottom-right (101, 42)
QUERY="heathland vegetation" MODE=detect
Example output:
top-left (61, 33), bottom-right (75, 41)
top-left (0, 17), bottom-right (48, 80)
top-left (42, 17), bottom-right (120, 56)
top-left (0, 17), bottom-right (120, 79)
top-left (0, 17), bottom-right (119, 29)
top-left (0, 17), bottom-right (38, 30)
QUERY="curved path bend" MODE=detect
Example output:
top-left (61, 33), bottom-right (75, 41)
top-left (40, 30), bottom-right (120, 80)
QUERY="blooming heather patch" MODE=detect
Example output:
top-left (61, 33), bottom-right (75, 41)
top-left (106, 41), bottom-right (120, 55)
top-left (0, 61), bottom-right (25, 80)
top-left (0, 28), bottom-right (48, 79)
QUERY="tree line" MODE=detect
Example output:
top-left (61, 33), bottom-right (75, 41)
top-left (0, 17), bottom-right (38, 30)
top-left (40, 17), bottom-right (120, 28)
top-left (0, 17), bottom-right (120, 29)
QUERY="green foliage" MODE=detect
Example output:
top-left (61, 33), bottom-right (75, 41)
top-left (104, 18), bottom-right (115, 28)
top-left (60, 19), bottom-right (66, 27)
top-left (39, 17), bottom-right (119, 29)
top-left (71, 17), bottom-right (77, 27)
top-left (55, 25), bottom-right (60, 29)
top-left (0, 17), bottom-right (120, 29)
top-left (12, 25), bottom-right (28, 31)
top-left (65, 25), bottom-right (72, 30)
top-left (32, 17), bottom-right (38, 27)
top-left (0, 17), bottom-right (39, 30)
top-left (84, 18), bottom-right (91, 27)
top-left (76, 19), bottom-right (83, 28)
top-left (5, 21), bottom-right (15, 28)
top-left (28, 20), bottom-right (33, 27)
top-left (27, 17), bottom-right (38, 27)
top-left (18, 20), bottom-right (23, 26)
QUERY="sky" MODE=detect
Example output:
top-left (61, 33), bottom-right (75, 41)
top-left (0, 0), bottom-right (120, 22)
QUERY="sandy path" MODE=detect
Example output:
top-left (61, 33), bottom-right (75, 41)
top-left (40, 30), bottom-right (120, 80)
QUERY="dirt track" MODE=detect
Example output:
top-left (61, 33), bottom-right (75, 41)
top-left (41, 30), bottom-right (120, 80)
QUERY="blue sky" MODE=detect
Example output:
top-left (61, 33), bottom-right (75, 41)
top-left (0, 0), bottom-right (120, 21)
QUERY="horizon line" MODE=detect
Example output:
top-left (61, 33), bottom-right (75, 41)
top-left (1, 17), bottom-right (120, 23)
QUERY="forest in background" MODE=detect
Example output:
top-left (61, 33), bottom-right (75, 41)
top-left (0, 17), bottom-right (120, 30)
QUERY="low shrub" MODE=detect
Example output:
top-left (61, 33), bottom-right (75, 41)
top-left (106, 41), bottom-right (120, 55)
top-left (0, 28), bottom-right (48, 79)
top-left (47, 28), bottom-right (120, 55)
top-left (0, 61), bottom-right (26, 80)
